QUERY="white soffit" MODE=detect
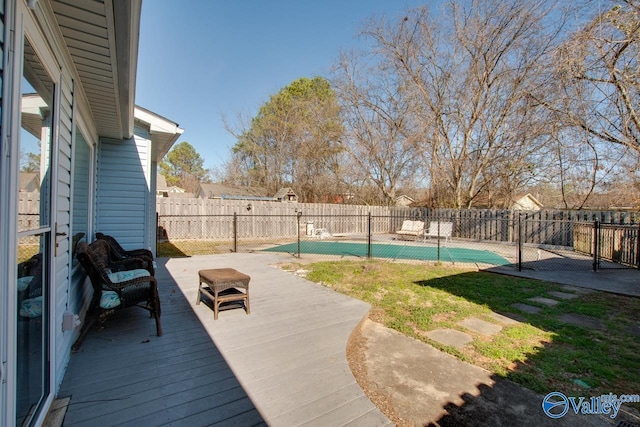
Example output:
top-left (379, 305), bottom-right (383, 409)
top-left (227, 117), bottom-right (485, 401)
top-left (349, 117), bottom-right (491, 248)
top-left (135, 106), bottom-right (184, 162)
top-left (51, 0), bottom-right (141, 140)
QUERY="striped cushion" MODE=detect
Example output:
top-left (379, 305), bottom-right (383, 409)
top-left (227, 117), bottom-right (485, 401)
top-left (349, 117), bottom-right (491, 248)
top-left (107, 269), bottom-right (150, 283)
top-left (20, 296), bottom-right (43, 318)
top-left (99, 291), bottom-right (121, 309)
top-left (17, 276), bottom-right (34, 291)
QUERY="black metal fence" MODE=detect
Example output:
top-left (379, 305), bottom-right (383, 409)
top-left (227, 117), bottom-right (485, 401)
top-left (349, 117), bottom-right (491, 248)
top-left (156, 211), bottom-right (639, 271)
top-left (574, 221), bottom-right (640, 269)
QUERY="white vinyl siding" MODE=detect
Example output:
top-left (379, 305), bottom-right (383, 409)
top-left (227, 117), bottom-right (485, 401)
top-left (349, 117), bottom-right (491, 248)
top-left (149, 161), bottom-right (158, 256)
top-left (53, 72), bottom-right (75, 388)
top-left (2, 2), bottom-right (152, 423)
top-left (70, 136), bottom-right (91, 249)
top-left (96, 132), bottom-right (151, 251)
top-left (135, 123), bottom-right (156, 252)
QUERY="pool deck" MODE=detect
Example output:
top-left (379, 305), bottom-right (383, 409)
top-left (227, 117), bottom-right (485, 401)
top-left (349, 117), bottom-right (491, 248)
top-left (259, 235), bottom-right (640, 297)
top-left (59, 253), bottom-right (391, 426)
top-left (490, 265), bottom-right (640, 297)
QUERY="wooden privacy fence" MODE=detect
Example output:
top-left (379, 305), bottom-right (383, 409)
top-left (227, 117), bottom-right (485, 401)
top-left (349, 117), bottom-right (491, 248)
top-left (157, 213), bottom-right (391, 241)
top-left (156, 198), bottom-right (390, 240)
top-left (574, 222), bottom-right (640, 267)
top-left (18, 191), bottom-right (42, 231)
top-left (599, 223), bottom-right (640, 266)
top-left (157, 200), bottom-right (640, 245)
top-left (156, 198), bottom-right (640, 267)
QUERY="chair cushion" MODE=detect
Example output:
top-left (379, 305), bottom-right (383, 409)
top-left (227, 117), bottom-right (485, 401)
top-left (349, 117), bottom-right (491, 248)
top-left (20, 296), bottom-right (43, 318)
top-left (107, 269), bottom-right (150, 283)
top-left (411, 221), bottom-right (424, 231)
top-left (17, 276), bottom-right (34, 291)
top-left (100, 291), bottom-right (121, 309)
top-left (400, 220), bottom-right (412, 230)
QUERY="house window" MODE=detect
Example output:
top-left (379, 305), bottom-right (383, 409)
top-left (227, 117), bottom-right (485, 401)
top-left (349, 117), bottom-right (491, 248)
top-left (16, 35), bottom-right (55, 426)
top-left (71, 129), bottom-right (91, 265)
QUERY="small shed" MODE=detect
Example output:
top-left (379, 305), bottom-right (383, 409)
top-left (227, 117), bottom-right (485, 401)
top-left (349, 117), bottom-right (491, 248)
top-left (156, 174), bottom-right (186, 197)
top-left (274, 187), bottom-right (298, 202)
top-left (19, 172), bottom-right (40, 192)
top-left (511, 193), bottom-right (543, 211)
top-left (395, 195), bottom-right (415, 207)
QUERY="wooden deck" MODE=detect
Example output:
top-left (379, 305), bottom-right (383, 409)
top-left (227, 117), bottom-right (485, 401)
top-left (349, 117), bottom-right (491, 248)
top-left (59, 253), bottom-right (391, 426)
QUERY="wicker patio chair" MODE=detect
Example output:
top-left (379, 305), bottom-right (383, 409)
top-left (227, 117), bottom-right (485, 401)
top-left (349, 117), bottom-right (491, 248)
top-left (17, 253), bottom-right (43, 316)
top-left (95, 232), bottom-right (155, 275)
top-left (73, 240), bottom-right (162, 350)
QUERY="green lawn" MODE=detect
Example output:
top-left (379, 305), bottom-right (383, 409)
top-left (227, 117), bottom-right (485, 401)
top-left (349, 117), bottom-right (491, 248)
top-left (156, 240), bottom-right (229, 257)
top-left (288, 260), bottom-right (640, 404)
top-left (18, 244), bottom-right (39, 263)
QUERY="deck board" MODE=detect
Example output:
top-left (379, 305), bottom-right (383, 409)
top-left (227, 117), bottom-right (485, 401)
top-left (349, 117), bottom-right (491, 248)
top-left (59, 253), bottom-right (390, 426)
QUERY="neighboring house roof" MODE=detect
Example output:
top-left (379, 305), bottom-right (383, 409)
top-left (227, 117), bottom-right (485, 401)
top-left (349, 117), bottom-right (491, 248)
top-left (395, 195), bottom-right (415, 206)
top-left (511, 193), bottom-right (544, 210)
top-left (19, 172), bottom-right (40, 192)
top-left (167, 186), bottom-right (185, 193)
top-left (274, 187), bottom-right (297, 201)
top-left (166, 192), bottom-right (195, 198)
top-left (156, 176), bottom-right (185, 190)
top-left (157, 174), bottom-right (168, 191)
top-left (157, 176), bottom-right (189, 197)
top-left (196, 183), bottom-right (271, 200)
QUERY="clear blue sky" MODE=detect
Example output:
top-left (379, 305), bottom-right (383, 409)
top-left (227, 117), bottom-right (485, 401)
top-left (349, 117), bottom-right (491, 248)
top-left (136, 0), bottom-right (431, 174)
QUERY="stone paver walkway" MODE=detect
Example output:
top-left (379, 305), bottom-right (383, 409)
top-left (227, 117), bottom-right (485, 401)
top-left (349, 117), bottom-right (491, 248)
top-left (558, 313), bottom-right (605, 330)
top-left (426, 329), bottom-right (472, 349)
top-left (458, 318), bottom-right (502, 336)
top-left (511, 303), bottom-right (541, 314)
top-left (425, 282), bottom-right (616, 351)
top-left (548, 291), bottom-right (579, 300)
top-left (490, 312), bottom-right (522, 325)
top-left (527, 296), bottom-right (559, 306)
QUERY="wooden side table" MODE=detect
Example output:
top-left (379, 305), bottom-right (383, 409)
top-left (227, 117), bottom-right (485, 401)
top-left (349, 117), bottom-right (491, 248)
top-left (197, 268), bottom-right (251, 320)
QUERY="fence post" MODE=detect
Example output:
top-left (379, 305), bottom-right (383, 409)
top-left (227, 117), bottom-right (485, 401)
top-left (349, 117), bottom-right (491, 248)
top-left (518, 212), bottom-right (523, 271)
top-left (233, 212), bottom-right (238, 252)
top-left (637, 223), bottom-right (640, 267)
top-left (155, 212), bottom-right (158, 255)
top-left (593, 219), bottom-right (599, 271)
top-left (367, 212), bottom-right (372, 259)
top-left (437, 217), bottom-right (441, 263)
top-left (297, 211), bottom-right (302, 258)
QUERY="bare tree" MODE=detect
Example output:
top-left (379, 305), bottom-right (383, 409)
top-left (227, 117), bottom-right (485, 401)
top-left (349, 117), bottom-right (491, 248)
top-left (219, 0), bottom-right (640, 210)
top-left (332, 51), bottom-right (421, 206)
top-left (362, 0), bottom-right (566, 208)
top-left (551, 0), bottom-right (640, 153)
top-left (519, 0), bottom-right (640, 208)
